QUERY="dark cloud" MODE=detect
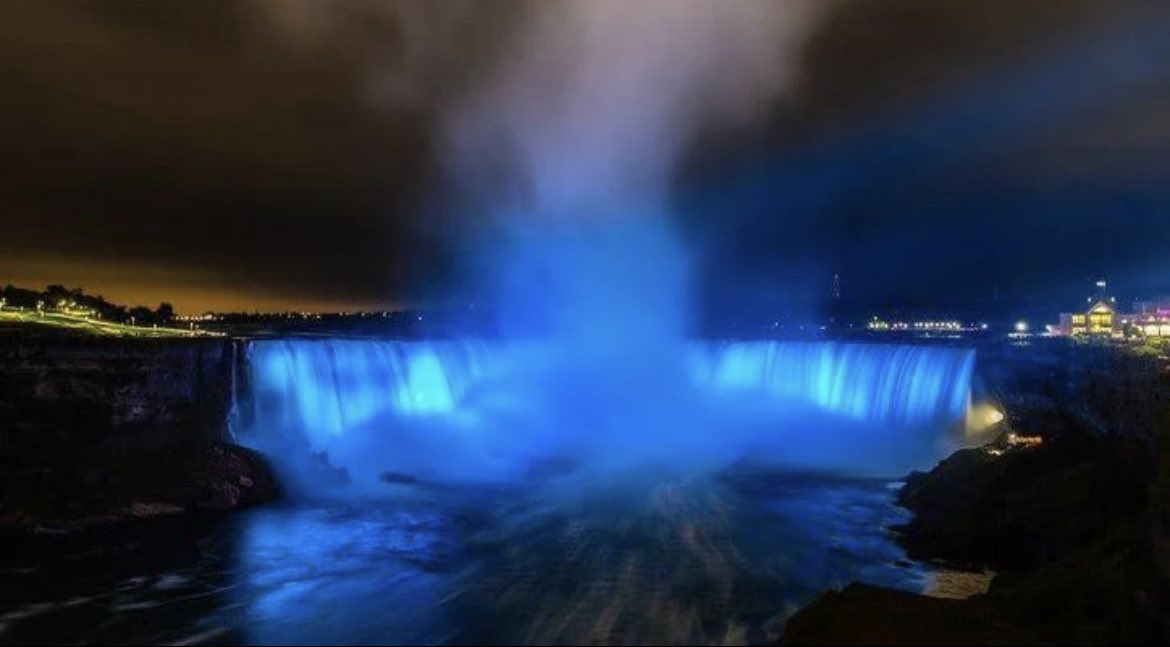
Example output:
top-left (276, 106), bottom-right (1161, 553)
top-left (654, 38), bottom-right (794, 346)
top-left (1, 1), bottom-right (1167, 315)
top-left (0, 0), bottom-right (455, 311)
top-left (684, 1), bottom-right (1170, 322)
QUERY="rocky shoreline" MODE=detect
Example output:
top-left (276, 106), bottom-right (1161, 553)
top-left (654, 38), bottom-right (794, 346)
top-left (0, 442), bottom-right (280, 530)
top-left (782, 342), bottom-right (1170, 645)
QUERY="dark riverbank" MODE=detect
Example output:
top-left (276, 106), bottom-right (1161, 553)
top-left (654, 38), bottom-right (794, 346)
top-left (782, 341), bottom-right (1170, 645)
top-left (0, 336), bottom-right (278, 529)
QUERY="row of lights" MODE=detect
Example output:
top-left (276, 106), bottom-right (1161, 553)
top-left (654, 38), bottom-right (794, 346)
top-left (177, 311), bottom-right (425, 321)
top-left (867, 318), bottom-right (983, 331)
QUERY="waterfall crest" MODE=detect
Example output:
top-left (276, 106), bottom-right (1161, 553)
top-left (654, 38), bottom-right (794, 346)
top-left (242, 338), bottom-right (976, 486)
top-left (691, 341), bottom-right (975, 426)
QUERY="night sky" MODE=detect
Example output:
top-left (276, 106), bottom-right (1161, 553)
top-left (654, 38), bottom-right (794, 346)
top-left (2, 1), bottom-right (1169, 320)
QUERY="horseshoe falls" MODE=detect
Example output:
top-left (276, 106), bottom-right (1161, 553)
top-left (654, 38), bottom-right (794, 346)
top-left (242, 338), bottom-right (975, 489)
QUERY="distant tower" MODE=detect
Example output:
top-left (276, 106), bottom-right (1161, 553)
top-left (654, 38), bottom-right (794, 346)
top-left (832, 273), bottom-right (841, 300)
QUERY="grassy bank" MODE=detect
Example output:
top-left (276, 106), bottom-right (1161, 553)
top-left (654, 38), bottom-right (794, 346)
top-left (0, 309), bottom-right (220, 338)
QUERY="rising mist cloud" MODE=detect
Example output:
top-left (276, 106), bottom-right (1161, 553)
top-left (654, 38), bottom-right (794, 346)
top-left (444, 0), bottom-right (826, 218)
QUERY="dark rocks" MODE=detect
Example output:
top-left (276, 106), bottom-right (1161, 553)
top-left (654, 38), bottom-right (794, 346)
top-left (188, 444), bottom-right (281, 511)
top-left (0, 441), bottom-right (280, 529)
top-left (779, 583), bottom-right (1016, 646)
top-left (124, 502), bottom-right (185, 518)
top-left (783, 342), bottom-right (1170, 645)
top-left (0, 337), bottom-right (243, 449)
top-left (200, 481), bottom-right (242, 510)
top-left (896, 434), bottom-right (1152, 571)
top-left (0, 337), bottom-right (276, 529)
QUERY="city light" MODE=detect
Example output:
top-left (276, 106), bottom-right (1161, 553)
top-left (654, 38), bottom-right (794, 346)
top-left (1014, 321), bottom-right (1029, 333)
top-left (866, 318), bottom-right (977, 334)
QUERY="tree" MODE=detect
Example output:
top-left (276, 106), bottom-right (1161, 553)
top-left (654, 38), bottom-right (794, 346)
top-left (128, 306), bottom-right (154, 325)
top-left (2, 285), bottom-right (39, 309)
top-left (155, 302), bottom-right (175, 324)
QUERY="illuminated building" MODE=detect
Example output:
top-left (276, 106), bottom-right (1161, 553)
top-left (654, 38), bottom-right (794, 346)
top-left (1082, 299), bottom-right (1115, 335)
top-left (1053, 281), bottom-right (1170, 339)
top-left (1131, 296), bottom-right (1170, 337)
top-left (1056, 279), bottom-right (1119, 337)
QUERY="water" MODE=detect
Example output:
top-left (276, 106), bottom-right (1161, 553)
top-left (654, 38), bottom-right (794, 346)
top-left (248, 339), bottom-right (973, 433)
top-left (0, 338), bottom-right (972, 644)
top-left (245, 339), bottom-right (974, 487)
top-left (691, 341), bottom-right (975, 427)
top-left (0, 473), bottom-right (926, 645)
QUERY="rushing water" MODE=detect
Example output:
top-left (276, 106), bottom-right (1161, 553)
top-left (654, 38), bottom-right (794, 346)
top-left (249, 339), bottom-right (973, 433)
top-left (245, 339), bottom-right (974, 487)
top-left (0, 474), bottom-right (925, 645)
top-left (691, 341), bottom-right (974, 427)
top-left (0, 338), bottom-right (975, 645)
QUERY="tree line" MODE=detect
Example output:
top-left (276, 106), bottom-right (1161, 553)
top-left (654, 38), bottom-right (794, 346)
top-left (1, 284), bottom-right (175, 326)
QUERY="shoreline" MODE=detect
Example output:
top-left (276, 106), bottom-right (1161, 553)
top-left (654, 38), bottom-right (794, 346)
top-left (781, 343), bottom-right (1170, 645)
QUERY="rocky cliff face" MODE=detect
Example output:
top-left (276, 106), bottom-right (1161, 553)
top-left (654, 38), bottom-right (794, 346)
top-left (782, 341), bottom-right (1170, 645)
top-left (0, 337), bottom-right (276, 527)
top-left (0, 337), bottom-right (240, 445)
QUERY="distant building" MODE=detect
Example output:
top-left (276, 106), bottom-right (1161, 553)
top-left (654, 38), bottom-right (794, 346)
top-left (1054, 280), bottom-right (1170, 338)
top-left (1129, 296), bottom-right (1170, 338)
top-left (1056, 280), bottom-right (1118, 336)
top-left (1133, 296), bottom-right (1170, 317)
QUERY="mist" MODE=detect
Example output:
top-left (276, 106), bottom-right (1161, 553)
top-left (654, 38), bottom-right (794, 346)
top-left (434, 0), bottom-right (826, 481)
top-left (243, 1), bottom-right (973, 494)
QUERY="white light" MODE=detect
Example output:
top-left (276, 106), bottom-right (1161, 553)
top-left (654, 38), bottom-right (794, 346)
top-left (1014, 321), bottom-right (1029, 333)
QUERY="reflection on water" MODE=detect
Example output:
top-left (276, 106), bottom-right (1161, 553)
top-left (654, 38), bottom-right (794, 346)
top-left (0, 472), bottom-right (925, 646)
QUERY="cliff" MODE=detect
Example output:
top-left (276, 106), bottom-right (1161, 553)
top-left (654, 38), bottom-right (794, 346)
top-left (783, 341), bottom-right (1170, 645)
top-left (0, 337), bottom-right (277, 528)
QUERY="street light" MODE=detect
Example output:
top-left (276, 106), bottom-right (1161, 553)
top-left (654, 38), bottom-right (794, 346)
top-left (1014, 321), bottom-right (1029, 334)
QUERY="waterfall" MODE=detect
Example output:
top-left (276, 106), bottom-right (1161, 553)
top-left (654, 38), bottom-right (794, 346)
top-left (241, 338), bottom-right (976, 486)
top-left (247, 338), bottom-right (973, 433)
top-left (248, 338), bottom-right (501, 438)
top-left (226, 340), bottom-right (242, 442)
top-left (691, 341), bottom-right (975, 427)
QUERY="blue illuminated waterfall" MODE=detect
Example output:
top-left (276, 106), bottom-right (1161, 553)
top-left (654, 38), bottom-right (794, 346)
top-left (691, 341), bottom-right (974, 427)
top-left (249, 339), bottom-right (501, 437)
top-left (243, 338), bottom-right (975, 485)
top-left (249, 339), bottom-right (972, 428)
